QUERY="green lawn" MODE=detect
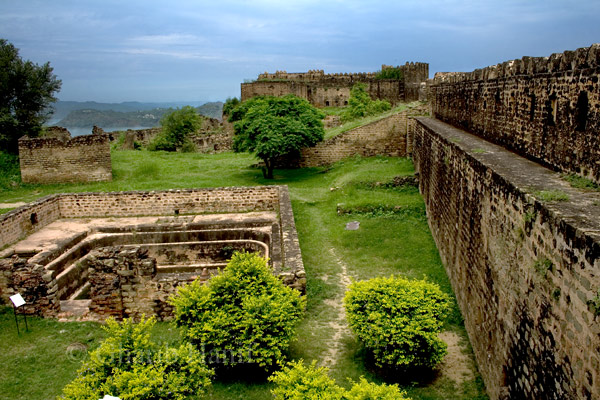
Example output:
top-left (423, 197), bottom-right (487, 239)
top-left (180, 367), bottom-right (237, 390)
top-left (0, 150), bottom-right (487, 399)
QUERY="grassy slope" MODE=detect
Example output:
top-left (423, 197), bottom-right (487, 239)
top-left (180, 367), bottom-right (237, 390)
top-left (323, 101), bottom-right (423, 140)
top-left (0, 151), bottom-right (487, 399)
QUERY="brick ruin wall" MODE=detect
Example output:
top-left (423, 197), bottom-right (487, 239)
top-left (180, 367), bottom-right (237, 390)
top-left (0, 186), bottom-right (304, 318)
top-left (241, 62), bottom-right (428, 106)
top-left (430, 43), bottom-right (600, 183)
top-left (287, 113), bottom-right (408, 167)
top-left (18, 134), bottom-right (112, 183)
top-left (112, 124), bottom-right (233, 153)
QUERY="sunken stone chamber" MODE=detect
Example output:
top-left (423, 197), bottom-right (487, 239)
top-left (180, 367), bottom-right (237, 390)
top-left (0, 186), bottom-right (305, 320)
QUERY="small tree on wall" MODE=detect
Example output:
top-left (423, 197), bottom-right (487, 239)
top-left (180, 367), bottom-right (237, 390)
top-left (148, 106), bottom-right (202, 152)
top-left (229, 95), bottom-right (325, 179)
top-left (340, 83), bottom-right (391, 123)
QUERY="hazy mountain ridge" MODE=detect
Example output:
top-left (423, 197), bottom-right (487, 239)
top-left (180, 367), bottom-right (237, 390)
top-left (52, 101), bottom-right (224, 128)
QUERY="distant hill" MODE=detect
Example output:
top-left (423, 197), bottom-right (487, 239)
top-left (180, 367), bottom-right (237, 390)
top-left (53, 101), bottom-right (224, 128)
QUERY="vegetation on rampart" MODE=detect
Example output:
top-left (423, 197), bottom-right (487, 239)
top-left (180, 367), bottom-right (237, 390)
top-left (375, 67), bottom-right (404, 80)
top-left (340, 84), bottom-right (391, 123)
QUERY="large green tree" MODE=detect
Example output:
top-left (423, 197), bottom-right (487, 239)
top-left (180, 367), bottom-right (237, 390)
top-left (230, 95), bottom-right (325, 179)
top-left (0, 39), bottom-right (61, 153)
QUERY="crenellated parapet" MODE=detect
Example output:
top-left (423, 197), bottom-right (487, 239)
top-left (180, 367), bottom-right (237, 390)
top-left (244, 61), bottom-right (429, 106)
top-left (430, 43), bottom-right (600, 183)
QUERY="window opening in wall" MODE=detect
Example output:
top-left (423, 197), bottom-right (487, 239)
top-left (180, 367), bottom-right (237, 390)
top-left (545, 93), bottom-right (557, 126)
top-left (325, 100), bottom-right (330, 106)
top-left (529, 94), bottom-right (536, 122)
top-left (575, 91), bottom-right (589, 132)
top-left (30, 213), bottom-right (38, 225)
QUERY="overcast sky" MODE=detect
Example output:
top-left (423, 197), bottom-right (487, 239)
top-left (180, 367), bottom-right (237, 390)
top-left (1, 0), bottom-right (598, 103)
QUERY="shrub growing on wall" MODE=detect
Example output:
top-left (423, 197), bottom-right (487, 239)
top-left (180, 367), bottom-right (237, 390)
top-left (340, 83), bottom-right (391, 123)
top-left (269, 360), bottom-right (411, 400)
top-left (344, 276), bottom-right (450, 370)
top-left (148, 105), bottom-right (202, 152)
top-left (170, 251), bottom-right (306, 373)
top-left (59, 316), bottom-right (213, 400)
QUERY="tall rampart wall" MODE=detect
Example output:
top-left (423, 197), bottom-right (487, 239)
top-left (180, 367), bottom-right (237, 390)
top-left (18, 134), bottom-right (112, 183)
top-left (430, 44), bottom-right (600, 183)
top-left (413, 116), bottom-right (600, 400)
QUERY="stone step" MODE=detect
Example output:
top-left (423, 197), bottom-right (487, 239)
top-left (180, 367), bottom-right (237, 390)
top-left (59, 299), bottom-right (91, 320)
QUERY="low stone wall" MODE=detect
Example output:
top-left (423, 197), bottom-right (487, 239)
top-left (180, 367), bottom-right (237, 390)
top-left (0, 196), bottom-right (61, 252)
top-left (292, 113), bottom-right (408, 167)
top-left (413, 117), bottom-right (600, 400)
top-left (58, 187), bottom-right (280, 218)
top-left (0, 186), bottom-right (305, 316)
top-left (190, 131), bottom-right (233, 153)
top-left (18, 134), bottom-right (112, 183)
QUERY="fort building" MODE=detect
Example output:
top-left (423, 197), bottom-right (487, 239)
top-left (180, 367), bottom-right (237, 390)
top-left (241, 62), bottom-right (429, 107)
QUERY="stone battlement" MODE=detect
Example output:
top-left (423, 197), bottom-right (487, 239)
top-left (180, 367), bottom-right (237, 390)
top-left (430, 43), bottom-right (600, 184)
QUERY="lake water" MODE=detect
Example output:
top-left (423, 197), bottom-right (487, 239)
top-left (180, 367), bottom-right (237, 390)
top-left (61, 126), bottom-right (156, 137)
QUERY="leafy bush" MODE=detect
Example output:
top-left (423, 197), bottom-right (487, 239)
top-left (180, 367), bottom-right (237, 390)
top-left (344, 276), bottom-right (450, 370)
top-left (269, 360), bottom-right (344, 400)
top-left (0, 151), bottom-right (21, 191)
top-left (340, 84), bottom-right (391, 123)
top-left (148, 106), bottom-right (202, 152)
top-left (269, 361), bottom-right (410, 400)
top-left (222, 97), bottom-right (240, 116)
top-left (170, 251), bottom-right (305, 373)
top-left (346, 377), bottom-right (409, 400)
top-left (375, 67), bottom-right (404, 80)
top-left (59, 316), bottom-right (213, 400)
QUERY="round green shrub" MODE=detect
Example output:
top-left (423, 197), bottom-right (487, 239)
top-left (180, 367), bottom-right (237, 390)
top-left (269, 360), bottom-right (410, 400)
top-left (170, 251), bottom-right (306, 373)
top-left (269, 360), bottom-right (344, 400)
top-left (346, 377), bottom-right (409, 400)
top-left (344, 276), bottom-right (450, 370)
top-left (59, 316), bottom-right (213, 400)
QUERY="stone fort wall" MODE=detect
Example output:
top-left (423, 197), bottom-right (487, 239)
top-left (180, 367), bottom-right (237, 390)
top-left (18, 134), bottom-right (112, 184)
top-left (290, 112), bottom-right (409, 167)
top-left (241, 62), bottom-right (428, 107)
top-left (412, 43), bottom-right (600, 400)
top-left (430, 44), bottom-right (600, 183)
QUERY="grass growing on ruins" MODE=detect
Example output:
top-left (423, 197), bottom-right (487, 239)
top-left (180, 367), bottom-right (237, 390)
top-left (0, 151), bottom-right (487, 399)
top-left (562, 173), bottom-right (600, 191)
top-left (533, 189), bottom-right (570, 202)
top-left (323, 101), bottom-right (424, 140)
